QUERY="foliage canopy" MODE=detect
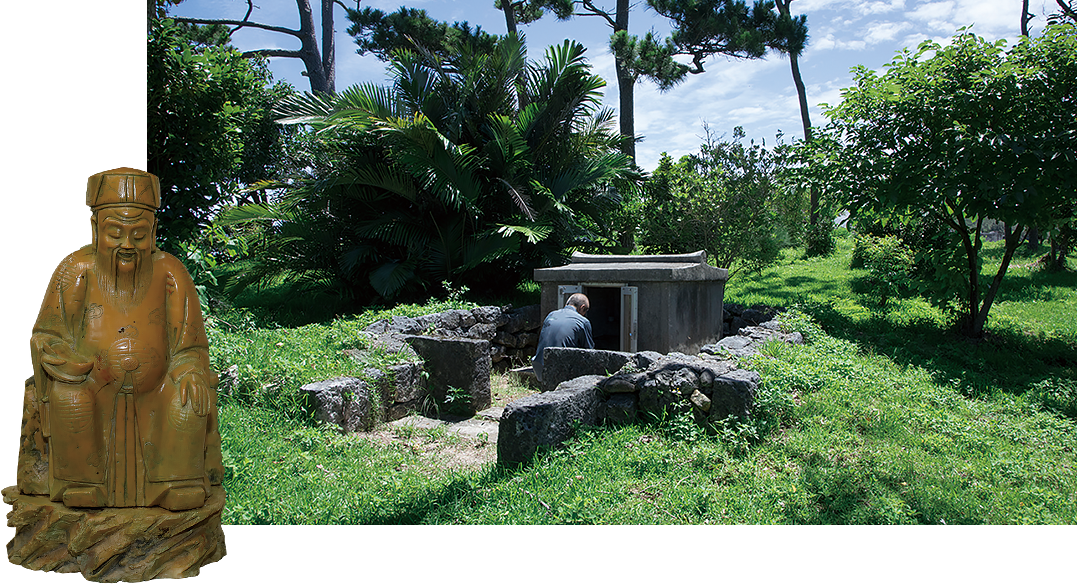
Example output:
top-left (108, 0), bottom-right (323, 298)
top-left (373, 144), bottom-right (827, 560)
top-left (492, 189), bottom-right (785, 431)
top-left (638, 127), bottom-right (805, 275)
top-left (223, 36), bottom-right (639, 303)
top-left (810, 26), bottom-right (1077, 337)
top-left (148, 17), bottom-right (297, 250)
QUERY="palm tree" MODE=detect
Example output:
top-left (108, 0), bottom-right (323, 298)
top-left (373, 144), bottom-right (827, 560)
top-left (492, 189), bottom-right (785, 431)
top-left (223, 36), bottom-right (639, 302)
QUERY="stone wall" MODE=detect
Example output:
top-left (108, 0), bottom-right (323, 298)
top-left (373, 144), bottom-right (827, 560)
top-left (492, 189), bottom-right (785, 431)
top-left (498, 317), bottom-right (803, 467)
top-left (303, 305), bottom-right (541, 431)
top-left (300, 363), bottom-right (427, 432)
top-left (362, 305), bottom-right (541, 366)
top-left (723, 302), bottom-right (784, 337)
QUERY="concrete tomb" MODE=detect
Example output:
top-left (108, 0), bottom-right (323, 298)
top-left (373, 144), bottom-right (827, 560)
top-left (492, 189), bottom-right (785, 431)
top-left (534, 251), bottom-right (729, 355)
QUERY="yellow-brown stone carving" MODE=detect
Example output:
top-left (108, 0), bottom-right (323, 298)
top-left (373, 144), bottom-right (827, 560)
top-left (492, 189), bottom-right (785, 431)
top-left (8, 168), bottom-right (225, 581)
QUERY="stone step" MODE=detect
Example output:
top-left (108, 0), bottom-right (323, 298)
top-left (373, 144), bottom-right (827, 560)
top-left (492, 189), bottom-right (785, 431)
top-left (475, 407), bottom-right (504, 421)
top-left (389, 414), bottom-right (499, 443)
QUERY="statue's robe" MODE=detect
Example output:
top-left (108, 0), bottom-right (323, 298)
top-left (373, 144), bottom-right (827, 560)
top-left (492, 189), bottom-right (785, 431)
top-left (29, 246), bottom-right (222, 507)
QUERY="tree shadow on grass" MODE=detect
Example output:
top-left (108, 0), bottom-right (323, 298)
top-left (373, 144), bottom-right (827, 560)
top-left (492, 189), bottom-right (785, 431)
top-left (803, 301), bottom-right (1077, 398)
top-left (358, 463), bottom-right (525, 524)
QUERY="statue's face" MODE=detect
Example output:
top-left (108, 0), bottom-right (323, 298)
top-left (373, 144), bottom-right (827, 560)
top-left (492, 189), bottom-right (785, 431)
top-left (95, 207), bottom-right (155, 273)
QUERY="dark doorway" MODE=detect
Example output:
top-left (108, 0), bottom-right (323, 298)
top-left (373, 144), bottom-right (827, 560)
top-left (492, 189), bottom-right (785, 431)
top-left (584, 285), bottom-right (620, 350)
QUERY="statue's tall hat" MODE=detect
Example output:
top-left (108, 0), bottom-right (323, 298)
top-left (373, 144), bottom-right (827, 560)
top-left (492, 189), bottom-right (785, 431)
top-left (86, 168), bottom-right (161, 211)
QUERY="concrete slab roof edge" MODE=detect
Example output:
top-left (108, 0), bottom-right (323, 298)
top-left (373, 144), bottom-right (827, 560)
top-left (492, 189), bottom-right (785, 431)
top-left (533, 250), bottom-right (729, 282)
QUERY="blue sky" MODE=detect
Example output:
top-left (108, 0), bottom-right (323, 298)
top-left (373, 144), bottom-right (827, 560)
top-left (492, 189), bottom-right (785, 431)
top-left (0, 0), bottom-right (1055, 166)
top-left (170, 0), bottom-right (1054, 170)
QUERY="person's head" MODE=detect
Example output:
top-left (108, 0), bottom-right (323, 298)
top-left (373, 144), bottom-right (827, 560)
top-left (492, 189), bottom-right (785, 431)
top-left (86, 168), bottom-right (160, 308)
top-left (565, 293), bottom-right (589, 316)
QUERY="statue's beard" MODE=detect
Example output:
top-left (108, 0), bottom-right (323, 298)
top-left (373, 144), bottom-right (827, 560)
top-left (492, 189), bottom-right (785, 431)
top-left (95, 247), bottom-right (153, 312)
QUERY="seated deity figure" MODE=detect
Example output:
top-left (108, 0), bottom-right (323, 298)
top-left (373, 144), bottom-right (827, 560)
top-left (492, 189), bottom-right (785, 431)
top-left (29, 167), bottom-right (222, 511)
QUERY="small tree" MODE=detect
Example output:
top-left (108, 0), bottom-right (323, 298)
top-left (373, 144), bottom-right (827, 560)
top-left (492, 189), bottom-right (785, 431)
top-left (813, 27), bottom-right (1077, 337)
top-left (638, 127), bottom-right (804, 275)
top-left (148, 17), bottom-right (297, 250)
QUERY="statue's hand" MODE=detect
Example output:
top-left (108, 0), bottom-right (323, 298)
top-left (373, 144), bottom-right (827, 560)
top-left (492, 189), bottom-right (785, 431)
top-left (40, 343), bottom-right (93, 384)
top-left (176, 371), bottom-right (212, 417)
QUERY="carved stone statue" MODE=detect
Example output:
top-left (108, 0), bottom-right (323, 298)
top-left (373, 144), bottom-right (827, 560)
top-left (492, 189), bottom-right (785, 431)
top-left (5, 168), bottom-right (226, 581)
top-left (4, 168), bottom-right (226, 581)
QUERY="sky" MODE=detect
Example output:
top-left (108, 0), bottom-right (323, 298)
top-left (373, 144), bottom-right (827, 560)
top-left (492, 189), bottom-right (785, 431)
top-left (169, 0), bottom-right (1057, 171)
top-left (0, 0), bottom-right (1059, 166)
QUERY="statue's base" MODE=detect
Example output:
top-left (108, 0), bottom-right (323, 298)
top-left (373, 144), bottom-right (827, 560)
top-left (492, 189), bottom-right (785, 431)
top-left (4, 485), bottom-right (226, 582)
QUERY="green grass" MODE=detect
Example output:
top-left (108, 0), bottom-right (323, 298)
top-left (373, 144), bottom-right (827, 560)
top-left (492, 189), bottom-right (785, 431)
top-left (213, 232), bottom-right (1077, 524)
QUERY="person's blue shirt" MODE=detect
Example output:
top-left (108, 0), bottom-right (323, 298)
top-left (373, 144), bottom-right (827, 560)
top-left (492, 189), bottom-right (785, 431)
top-left (532, 306), bottom-right (594, 382)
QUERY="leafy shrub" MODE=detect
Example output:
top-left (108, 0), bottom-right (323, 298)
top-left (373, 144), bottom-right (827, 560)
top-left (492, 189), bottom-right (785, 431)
top-left (852, 233), bottom-right (914, 305)
top-left (804, 221), bottom-right (836, 258)
top-left (225, 37), bottom-right (638, 305)
top-left (775, 308), bottom-right (825, 343)
top-left (638, 126), bottom-right (804, 275)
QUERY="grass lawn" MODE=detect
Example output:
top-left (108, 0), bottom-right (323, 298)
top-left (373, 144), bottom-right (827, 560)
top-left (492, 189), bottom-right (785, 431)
top-left (210, 231), bottom-right (1077, 524)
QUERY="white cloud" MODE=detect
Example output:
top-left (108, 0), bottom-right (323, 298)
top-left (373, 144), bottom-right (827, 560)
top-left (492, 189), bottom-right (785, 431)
top-left (908, 0), bottom-right (956, 22)
top-left (864, 20), bottom-right (913, 44)
top-left (797, 0), bottom-right (853, 12)
top-left (809, 33), bottom-right (868, 52)
top-left (858, 0), bottom-right (907, 15)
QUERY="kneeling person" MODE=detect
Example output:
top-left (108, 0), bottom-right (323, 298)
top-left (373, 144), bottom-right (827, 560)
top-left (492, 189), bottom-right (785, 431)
top-left (531, 293), bottom-right (594, 383)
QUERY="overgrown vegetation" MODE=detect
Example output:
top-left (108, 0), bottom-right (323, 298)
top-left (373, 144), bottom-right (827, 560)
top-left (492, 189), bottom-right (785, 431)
top-left (220, 36), bottom-right (638, 306)
top-left (638, 126), bottom-right (806, 274)
top-left (805, 26), bottom-right (1077, 337)
top-left (212, 234), bottom-right (1077, 524)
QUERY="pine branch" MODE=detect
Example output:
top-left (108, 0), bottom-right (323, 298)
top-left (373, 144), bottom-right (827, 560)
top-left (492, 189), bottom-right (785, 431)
top-left (171, 17), bottom-right (300, 37)
top-left (230, 0), bottom-right (255, 35)
top-left (243, 49), bottom-right (304, 59)
top-left (574, 1), bottom-right (616, 27)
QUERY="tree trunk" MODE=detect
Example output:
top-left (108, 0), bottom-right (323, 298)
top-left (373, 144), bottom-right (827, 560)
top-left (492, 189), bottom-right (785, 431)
top-left (614, 0), bottom-right (635, 162)
top-left (790, 51), bottom-right (818, 226)
top-left (956, 215), bottom-right (980, 335)
top-left (970, 225), bottom-right (1025, 338)
top-left (1022, 0), bottom-right (1033, 36)
top-left (170, 0), bottom-right (336, 94)
top-left (778, 0), bottom-right (817, 228)
top-left (1026, 226), bottom-right (1040, 249)
top-left (321, 0), bottom-right (336, 93)
top-left (501, 1), bottom-right (518, 36)
top-left (295, 0), bottom-right (329, 93)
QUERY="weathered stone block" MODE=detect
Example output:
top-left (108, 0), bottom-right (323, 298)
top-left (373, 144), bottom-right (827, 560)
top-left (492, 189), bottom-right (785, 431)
top-left (301, 378), bottom-right (345, 429)
top-left (598, 373), bottom-right (642, 394)
top-left (389, 315), bottom-right (421, 334)
top-left (638, 377), bottom-right (683, 419)
top-left (689, 389), bottom-right (712, 413)
top-left (634, 351), bottom-right (665, 370)
top-left (540, 347), bottom-right (632, 393)
top-left (600, 393), bottom-right (638, 425)
top-left (300, 376), bottom-right (380, 433)
top-left (471, 306), bottom-right (503, 325)
top-left (502, 305), bottom-right (540, 334)
top-left (497, 375), bottom-right (603, 467)
top-left (653, 367), bottom-right (699, 397)
top-left (405, 335), bottom-right (491, 416)
top-left (516, 331), bottom-right (539, 349)
top-left (708, 369), bottom-right (759, 421)
top-left (388, 363), bottom-right (426, 403)
top-left (467, 322), bottom-right (497, 340)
